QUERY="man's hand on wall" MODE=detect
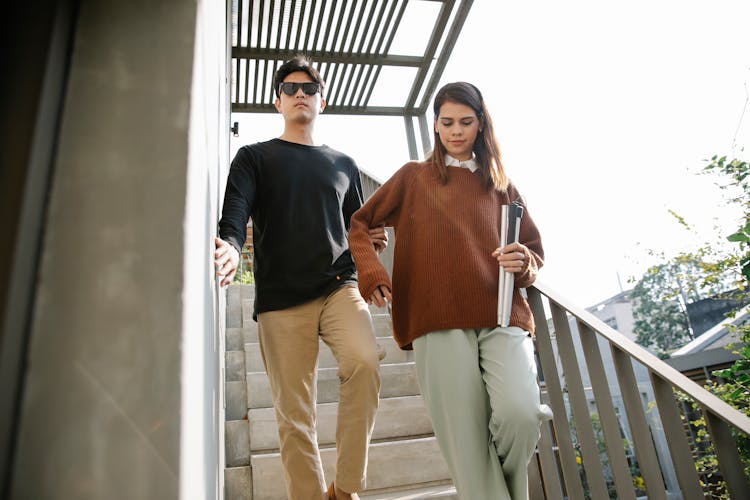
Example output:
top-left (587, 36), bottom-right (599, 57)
top-left (214, 237), bottom-right (240, 287)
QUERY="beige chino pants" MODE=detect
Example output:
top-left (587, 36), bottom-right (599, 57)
top-left (413, 326), bottom-right (551, 500)
top-left (257, 286), bottom-right (381, 500)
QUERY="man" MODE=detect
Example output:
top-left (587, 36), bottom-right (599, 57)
top-left (214, 56), bottom-right (386, 500)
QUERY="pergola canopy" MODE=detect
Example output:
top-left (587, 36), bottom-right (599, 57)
top-left (231, 0), bottom-right (474, 117)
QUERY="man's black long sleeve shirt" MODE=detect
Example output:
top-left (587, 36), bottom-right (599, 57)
top-left (218, 138), bottom-right (364, 317)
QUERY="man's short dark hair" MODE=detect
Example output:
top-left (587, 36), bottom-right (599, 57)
top-left (273, 56), bottom-right (326, 98)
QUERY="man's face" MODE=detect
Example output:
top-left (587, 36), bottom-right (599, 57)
top-left (274, 71), bottom-right (326, 124)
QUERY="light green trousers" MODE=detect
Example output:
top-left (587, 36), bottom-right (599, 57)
top-left (413, 326), bottom-right (552, 500)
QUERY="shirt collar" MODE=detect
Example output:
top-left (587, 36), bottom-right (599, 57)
top-left (445, 154), bottom-right (478, 172)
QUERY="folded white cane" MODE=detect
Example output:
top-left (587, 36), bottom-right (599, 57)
top-left (498, 203), bottom-right (524, 327)
top-left (497, 205), bottom-right (508, 325)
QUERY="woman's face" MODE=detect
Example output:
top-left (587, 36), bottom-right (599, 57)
top-left (435, 100), bottom-right (480, 161)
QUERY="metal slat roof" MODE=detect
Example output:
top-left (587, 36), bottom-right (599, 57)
top-left (231, 0), bottom-right (474, 116)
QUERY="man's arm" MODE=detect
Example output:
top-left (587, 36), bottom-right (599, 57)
top-left (349, 163), bottom-right (415, 304)
top-left (215, 147), bottom-right (256, 287)
top-left (344, 164), bottom-right (389, 254)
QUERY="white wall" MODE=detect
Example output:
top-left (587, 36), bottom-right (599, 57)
top-left (10, 1), bottom-right (229, 498)
top-left (181, 0), bottom-right (231, 498)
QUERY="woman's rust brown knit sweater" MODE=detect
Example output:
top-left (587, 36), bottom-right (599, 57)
top-left (348, 160), bottom-right (544, 350)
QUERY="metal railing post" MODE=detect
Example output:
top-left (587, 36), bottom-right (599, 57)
top-left (610, 345), bottom-right (668, 500)
top-left (528, 288), bottom-right (586, 499)
top-left (649, 373), bottom-right (704, 499)
top-left (577, 321), bottom-right (637, 499)
top-left (550, 304), bottom-right (609, 499)
top-left (528, 281), bottom-right (750, 499)
top-left (704, 409), bottom-right (750, 498)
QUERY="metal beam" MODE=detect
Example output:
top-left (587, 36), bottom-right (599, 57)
top-left (230, 0), bottom-right (478, 163)
top-left (232, 103), bottom-right (421, 116)
top-left (404, 0), bottom-right (454, 110)
top-left (231, 47), bottom-right (424, 67)
top-left (417, 113), bottom-right (432, 156)
top-left (404, 115), bottom-right (418, 160)
top-left (418, 0), bottom-right (474, 114)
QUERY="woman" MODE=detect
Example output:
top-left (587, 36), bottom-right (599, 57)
top-left (348, 82), bottom-right (551, 499)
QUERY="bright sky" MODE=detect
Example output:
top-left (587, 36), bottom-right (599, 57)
top-left (231, 0), bottom-right (750, 308)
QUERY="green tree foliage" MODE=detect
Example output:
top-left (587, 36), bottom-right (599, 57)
top-left (705, 155), bottom-right (750, 287)
top-left (702, 156), bottom-right (750, 482)
top-left (630, 256), bottom-right (727, 357)
top-left (668, 155), bottom-right (750, 494)
top-left (631, 263), bottom-right (691, 357)
top-left (631, 156), bottom-right (747, 357)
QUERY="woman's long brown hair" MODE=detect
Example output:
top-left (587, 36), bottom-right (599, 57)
top-left (428, 82), bottom-right (508, 192)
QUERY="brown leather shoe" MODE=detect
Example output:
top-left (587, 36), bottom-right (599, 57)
top-left (327, 483), bottom-right (360, 500)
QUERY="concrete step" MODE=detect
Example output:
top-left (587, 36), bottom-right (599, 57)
top-left (369, 303), bottom-right (390, 315)
top-left (242, 299), bottom-right (254, 327)
top-left (227, 304), bottom-right (242, 329)
top-left (247, 362), bottom-right (420, 409)
top-left (244, 337), bottom-right (411, 373)
top-left (226, 380), bottom-right (248, 421)
top-left (227, 283), bottom-right (256, 306)
top-left (227, 325), bottom-right (259, 344)
top-left (230, 309), bottom-right (392, 347)
top-left (370, 313), bottom-right (393, 338)
top-left (226, 350), bottom-right (246, 382)
top-left (225, 420), bottom-right (250, 467)
top-left (250, 437), bottom-right (450, 500)
top-left (227, 284), bottom-right (255, 328)
top-left (360, 483), bottom-right (457, 499)
top-left (224, 465), bottom-right (252, 500)
top-left (226, 326), bottom-right (246, 351)
top-left (236, 301), bottom-right (392, 335)
top-left (227, 283), bottom-right (242, 313)
top-left (248, 395), bottom-right (432, 451)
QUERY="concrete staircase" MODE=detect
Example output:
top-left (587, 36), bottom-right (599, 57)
top-left (224, 284), bottom-right (255, 498)
top-left (224, 284), bottom-right (457, 499)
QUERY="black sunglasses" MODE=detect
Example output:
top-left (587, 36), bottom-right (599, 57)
top-left (278, 82), bottom-right (321, 96)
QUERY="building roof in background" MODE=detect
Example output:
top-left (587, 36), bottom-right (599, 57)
top-left (667, 306), bottom-right (748, 376)
top-left (672, 306), bottom-right (748, 357)
top-left (586, 289), bottom-right (632, 312)
top-left (230, 0), bottom-right (474, 116)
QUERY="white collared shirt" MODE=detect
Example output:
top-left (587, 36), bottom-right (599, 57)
top-left (445, 154), bottom-right (478, 172)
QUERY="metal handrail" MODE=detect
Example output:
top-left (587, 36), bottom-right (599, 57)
top-left (533, 280), bottom-right (750, 436)
top-left (527, 280), bottom-right (750, 500)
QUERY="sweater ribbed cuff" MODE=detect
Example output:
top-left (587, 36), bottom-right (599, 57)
top-left (358, 268), bottom-right (392, 303)
top-left (515, 246), bottom-right (540, 289)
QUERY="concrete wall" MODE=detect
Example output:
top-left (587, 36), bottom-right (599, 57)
top-left (181, 0), bottom-right (232, 497)
top-left (0, 2), bottom-right (77, 492)
top-left (10, 0), bottom-right (229, 498)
